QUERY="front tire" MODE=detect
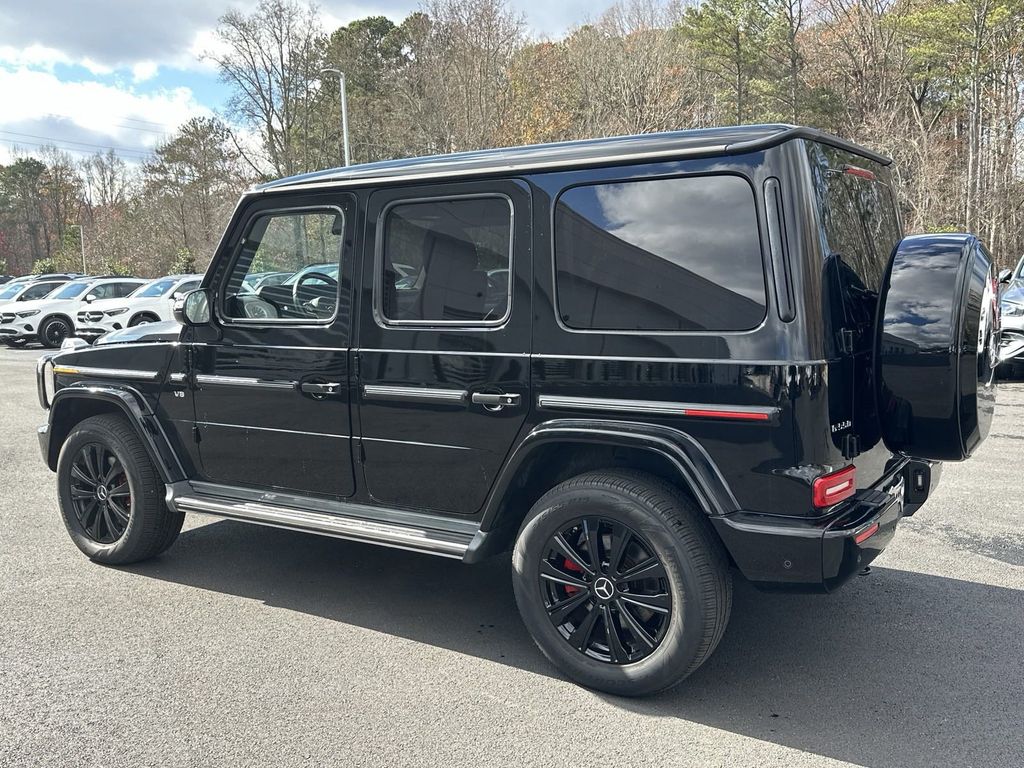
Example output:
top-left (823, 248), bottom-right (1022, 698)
top-left (512, 470), bottom-right (732, 696)
top-left (38, 316), bottom-right (72, 348)
top-left (56, 414), bottom-right (184, 564)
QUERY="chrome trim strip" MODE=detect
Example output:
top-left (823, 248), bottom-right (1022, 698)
top-left (169, 372), bottom-right (186, 383)
top-left (173, 495), bottom-right (471, 558)
top-left (363, 384), bottom-right (467, 403)
top-left (198, 421), bottom-right (348, 439)
top-left (36, 353), bottom-right (55, 409)
top-left (361, 436), bottom-right (471, 451)
top-left (531, 354), bottom-right (827, 366)
top-left (51, 365), bottom-right (161, 381)
top-left (537, 394), bottom-right (779, 418)
top-left (195, 374), bottom-right (297, 390)
top-left (356, 347), bottom-right (529, 358)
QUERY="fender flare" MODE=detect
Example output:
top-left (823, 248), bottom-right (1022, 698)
top-left (479, 418), bottom-right (740, 531)
top-left (45, 383), bottom-right (185, 483)
top-left (129, 311), bottom-right (161, 326)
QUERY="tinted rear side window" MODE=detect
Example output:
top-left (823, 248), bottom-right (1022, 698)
top-left (553, 175), bottom-right (766, 331)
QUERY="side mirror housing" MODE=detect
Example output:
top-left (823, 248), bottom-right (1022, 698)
top-left (84, 293), bottom-right (97, 303)
top-left (998, 268), bottom-right (1012, 284)
top-left (175, 288), bottom-right (211, 326)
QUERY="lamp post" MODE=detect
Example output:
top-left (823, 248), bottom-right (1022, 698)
top-left (69, 224), bottom-right (86, 273)
top-left (321, 67), bottom-right (351, 167)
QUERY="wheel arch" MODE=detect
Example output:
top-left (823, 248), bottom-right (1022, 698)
top-left (129, 311), bottom-right (161, 326)
top-left (40, 312), bottom-right (74, 332)
top-left (45, 385), bottom-right (185, 484)
top-left (465, 419), bottom-right (739, 563)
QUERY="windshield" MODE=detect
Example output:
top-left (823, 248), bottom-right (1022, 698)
top-left (54, 283), bottom-right (91, 299)
top-left (133, 278), bottom-right (176, 298)
top-left (0, 284), bottom-right (22, 300)
top-left (20, 282), bottom-right (62, 300)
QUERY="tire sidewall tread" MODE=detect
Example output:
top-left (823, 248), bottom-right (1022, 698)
top-left (512, 469), bottom-right (732, 697)
top-left (57, 413), bottom-right (183, 564)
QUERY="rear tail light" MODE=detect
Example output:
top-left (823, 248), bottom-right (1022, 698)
top-left (812, 465), bottom-right (856, 508)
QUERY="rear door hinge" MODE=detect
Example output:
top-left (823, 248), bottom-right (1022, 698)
top-left (192, 425), bottom-right (202, 444)
top-left (841, 433), bottom-right (860, 459)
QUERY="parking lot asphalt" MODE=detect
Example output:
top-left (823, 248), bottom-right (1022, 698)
top-left (0, 344), bottom-right (1021, 768)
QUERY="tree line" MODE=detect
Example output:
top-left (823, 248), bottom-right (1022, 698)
top-left (3, 0), bottom-right (1024, 278)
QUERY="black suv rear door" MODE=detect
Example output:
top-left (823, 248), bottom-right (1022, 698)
top-left (356, 179), bottom-right (531, 515)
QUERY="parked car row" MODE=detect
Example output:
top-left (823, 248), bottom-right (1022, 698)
top-left (0, 272), bottom-right (201, 348)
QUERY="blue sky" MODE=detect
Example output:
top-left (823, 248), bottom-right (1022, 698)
top-left (0, 0), bottom-right (612, 164)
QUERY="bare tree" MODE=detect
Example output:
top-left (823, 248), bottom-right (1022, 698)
top-left (208, 0), bottom-right (326, 178)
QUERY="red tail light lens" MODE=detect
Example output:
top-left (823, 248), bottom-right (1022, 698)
top-left (812, 465), bottom-right (857, 508)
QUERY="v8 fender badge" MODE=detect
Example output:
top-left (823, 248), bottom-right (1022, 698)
top-left (831, 420), bottom-right (852, 433)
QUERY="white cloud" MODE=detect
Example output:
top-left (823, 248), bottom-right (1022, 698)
top-left (0, 67), bottom-right (211, 164)
top-left (131, 61), bottom-right (159, 83)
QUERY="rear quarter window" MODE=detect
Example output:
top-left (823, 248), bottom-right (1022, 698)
top-left (553, 174), bottom-right (767, 332)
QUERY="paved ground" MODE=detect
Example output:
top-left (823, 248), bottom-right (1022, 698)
top-left (0, 344), bottom-right (1021, 768)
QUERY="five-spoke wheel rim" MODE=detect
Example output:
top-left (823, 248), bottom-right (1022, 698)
top-left (539, 517), bottom-right (672, 665)
top-left (69, 443), bottom-right (131, 543)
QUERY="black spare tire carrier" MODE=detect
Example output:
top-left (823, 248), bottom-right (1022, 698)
top-left (875, 234), bottom-right (998, 461)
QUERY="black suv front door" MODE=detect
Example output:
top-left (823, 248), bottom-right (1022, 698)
top-left (356, 180), bottom-right (532, 515)
top-left (188, 193), bottom-right (357, 498)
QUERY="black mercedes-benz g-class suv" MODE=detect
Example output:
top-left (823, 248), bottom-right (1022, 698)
top-left (35, 125), bottom-right (1000, 696)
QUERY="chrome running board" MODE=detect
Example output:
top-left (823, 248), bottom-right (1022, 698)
top-left (167, 482), bottom-right (477, 559)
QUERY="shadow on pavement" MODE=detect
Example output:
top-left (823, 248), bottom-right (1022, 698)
top-left (129, 519), bottom-right (1023, 768)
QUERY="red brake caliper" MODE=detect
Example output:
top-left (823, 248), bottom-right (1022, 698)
top-left (563, 557), bottom-right (583, 594)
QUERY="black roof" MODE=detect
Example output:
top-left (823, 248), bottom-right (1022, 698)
top-left (256, 124), bottom-right (890, 193)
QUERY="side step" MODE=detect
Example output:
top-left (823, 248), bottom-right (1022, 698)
top-left (167, 482), bottom-right (478, 559)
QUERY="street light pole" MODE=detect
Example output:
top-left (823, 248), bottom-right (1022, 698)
top-left (69, 224), bottom-right (86, 273)
top-left (321, 67), bottom-right (351, 167)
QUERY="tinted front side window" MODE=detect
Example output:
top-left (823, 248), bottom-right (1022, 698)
top-left (19, 283), bottom-right (60, 300)
top-left (554, 175), bottom-right (767, 331)
top-left (222, 209), bottom-right (344, 322)
top-left (379, 197), bottom-right (512, 324)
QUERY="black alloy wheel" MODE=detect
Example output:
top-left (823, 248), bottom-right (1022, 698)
top-left (68, 443), bottom-right (132, 544)
top-left (540, 517), bottom-right (671, 664)
top-left (40, 317), bottom-right (71, 348)
top-left (512, 470), bottom-right (732, 696)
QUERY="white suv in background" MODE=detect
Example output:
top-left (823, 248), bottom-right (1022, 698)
top-left (74, 274), bottom-right (203, 342)
top-left (0, 278), bottom-right (70, 307)
top-left (0, 276), bottom-right (144, 348)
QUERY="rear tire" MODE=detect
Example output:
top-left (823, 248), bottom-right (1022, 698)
top-left (512, 470), bottom-right (732, 696)
top-left (56, 414), bottom-right (183, 564)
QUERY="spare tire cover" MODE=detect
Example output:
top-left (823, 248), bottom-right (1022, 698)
top-left (876, 234), bottom-right (998, 461)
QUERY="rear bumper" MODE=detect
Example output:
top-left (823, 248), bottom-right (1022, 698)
top-left (712, 460), bottom-right (937, 593)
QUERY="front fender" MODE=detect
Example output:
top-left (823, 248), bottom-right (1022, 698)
top-left (44, 383), bottom-right (186, 483)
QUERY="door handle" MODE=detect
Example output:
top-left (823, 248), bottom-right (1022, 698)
top-left (471, 392), bottom-right (521, 410)
top-left (300, 381), bottom-right (343, 397)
